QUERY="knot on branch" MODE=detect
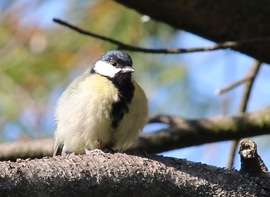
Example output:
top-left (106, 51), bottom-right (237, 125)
top-left (239, 139), bottom-right (268, 174)
top-left (239, 139), bottom-right (270, 191)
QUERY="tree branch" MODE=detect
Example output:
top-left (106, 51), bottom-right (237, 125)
top-left (215, 76), bottom-right (253, 96)
top-left (0, 150), bottom-right (269, 196)
top-left (132, 109), bottom-right (270, 153)
top-left (1, 109), bottom-right (269, 160)
top-left (53, 18), bottom-right (270, 55)
top-left (115, 0), bottom-right (270, 64)
top-left (0, 139), bottom-right (53, 161)
top-left (238, 61), bottom-right (262, 113)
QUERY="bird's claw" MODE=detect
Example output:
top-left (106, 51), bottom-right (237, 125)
top-left (84, 148), bottom-right (106, 156)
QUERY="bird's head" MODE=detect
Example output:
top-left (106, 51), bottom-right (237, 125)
top-left (91, 50), bottom-right (135, 80)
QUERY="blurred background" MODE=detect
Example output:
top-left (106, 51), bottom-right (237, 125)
top-left (0, 0), bottom-right (269, 169)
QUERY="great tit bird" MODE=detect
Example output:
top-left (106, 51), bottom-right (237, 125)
top-left (53, 50), bottom-right (148, 156)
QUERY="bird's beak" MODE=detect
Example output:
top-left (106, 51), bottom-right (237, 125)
top-left (121, 66), bottom-right (135, 73)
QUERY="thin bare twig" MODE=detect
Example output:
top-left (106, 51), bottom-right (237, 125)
top-left (238, 61), bottom-right (262, 112)
top-left (53, 18), bottom-right (270, 54)
top-left (215, 76), bottom-right (254, 95)
top-left (227, 60), bottom-right (262, 169)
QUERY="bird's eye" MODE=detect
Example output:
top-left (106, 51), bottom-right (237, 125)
top-left (111, 61), bottom-right (117, 66)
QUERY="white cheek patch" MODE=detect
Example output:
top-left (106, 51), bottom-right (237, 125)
top-left (93, 60), bottom-right (121, 78)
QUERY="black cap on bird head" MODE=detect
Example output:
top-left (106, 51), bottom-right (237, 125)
top-left (100, 50), bottom-right (133, 68)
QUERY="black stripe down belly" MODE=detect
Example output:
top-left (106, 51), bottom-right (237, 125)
top-left (110, 75), bottom-right (134, 128)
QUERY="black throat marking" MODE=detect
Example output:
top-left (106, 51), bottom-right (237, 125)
top-left (109, 74), bottom-right (135, 128)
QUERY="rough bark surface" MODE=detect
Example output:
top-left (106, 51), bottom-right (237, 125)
top-left (115, 0), bottom-right (270, 64)
top-left (0, 152), bottom-right (269, 197)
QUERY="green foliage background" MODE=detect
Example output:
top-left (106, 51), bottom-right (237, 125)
top-left (0, 1), bottom-right (198, 141)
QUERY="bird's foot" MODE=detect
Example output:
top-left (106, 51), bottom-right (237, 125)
top-left (84, 148), bottom-right (106, 156)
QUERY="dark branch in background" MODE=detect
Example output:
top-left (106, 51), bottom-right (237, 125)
top-left (130, 109), bottom-right (270, 153)
top-left (53, 18), bottom-right (270, 55)
top-left (0, 109), bottom-right (270, 160)
top-left (227, 60), bottom-right (262, 169)
top-left (115, 0), bottom-right (270, 63)
top-left (0, 139), bottom-right (53, 161)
